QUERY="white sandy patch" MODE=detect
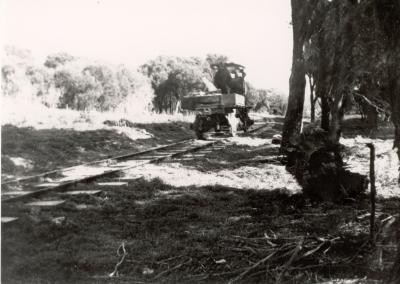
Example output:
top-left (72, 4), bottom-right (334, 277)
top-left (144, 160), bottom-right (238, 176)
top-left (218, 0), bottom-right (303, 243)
top-left (1, 98), bottom-right (154, 139)
top-left (124, 162), bottom-right (301, 192)
top-left (227, 136), bottom-right (270, 147)
top-left (341, 136), bottom-right (399, 198)
top-left (9, 157), bottom-right (34, 169)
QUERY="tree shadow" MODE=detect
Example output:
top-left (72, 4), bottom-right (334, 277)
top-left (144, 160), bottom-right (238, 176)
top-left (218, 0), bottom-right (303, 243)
top-left (341, 117), bottom-right (395, 139)
top-left (2, 177), bottom-right (392, 283)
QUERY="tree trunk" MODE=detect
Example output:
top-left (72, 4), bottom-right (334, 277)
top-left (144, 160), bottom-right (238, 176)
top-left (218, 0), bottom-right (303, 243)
top-left (315, 22), bottom-right (330, 131)
top-left (308, 75), bottom-right (316, 122)
top-left (328, 0), bottom-right (356, 144)
top-left (374, 0), bottom-right (400, 182)
top-left (320, 96), bottom-right (330, 131)
top-left (362, 102), bottom-right (378, 129)
top-left (386, 53), bottom-right (400, 183)
top-left (280, 0), bottom-right (308, 151)
top-left (374, 0), bottom-right (400, 280)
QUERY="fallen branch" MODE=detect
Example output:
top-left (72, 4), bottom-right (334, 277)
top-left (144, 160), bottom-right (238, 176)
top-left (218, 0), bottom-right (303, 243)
top-left (155, 254), bottom-right (184, 264)
top-left (229, 250), bottom-right (277, 283)
top-left (235, 156), bottom-right (284, 165)
top-left (275, 237), bottom-right (304, 284)
top-left (109, 242), bottom-right (127, 277)
top-left (353, 92), bottom-right (388, 114)
top-left (153, 257), bottom-right (192, 280)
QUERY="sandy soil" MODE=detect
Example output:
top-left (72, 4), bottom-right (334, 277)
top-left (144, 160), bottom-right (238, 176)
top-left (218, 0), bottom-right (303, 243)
top-left (123, 137), bottom-right (301, 193)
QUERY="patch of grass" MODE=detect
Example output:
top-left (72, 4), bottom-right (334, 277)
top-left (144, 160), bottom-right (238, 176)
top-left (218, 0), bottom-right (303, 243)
top-left (2, 177), bottom-right (398, 283)
top-left (1, 121), bottom-right (192, 179)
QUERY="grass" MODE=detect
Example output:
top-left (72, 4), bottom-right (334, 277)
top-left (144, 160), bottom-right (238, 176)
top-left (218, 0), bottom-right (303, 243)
top-left (2, 177), bottom-right (398, 283)
top-left (1, 99), bottom-right (194, 180)
top-left (1, 122), bottom-right (192, 180)
top-left (1, 102), bottom-right (399, 283)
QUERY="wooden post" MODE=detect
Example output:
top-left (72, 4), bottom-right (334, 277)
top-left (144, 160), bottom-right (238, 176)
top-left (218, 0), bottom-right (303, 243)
top-left (367, 143), bottom-right (376, 243)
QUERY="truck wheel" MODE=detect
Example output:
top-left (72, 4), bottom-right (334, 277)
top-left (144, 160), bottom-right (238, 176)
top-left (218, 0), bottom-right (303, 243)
top-left (193, 115), bottom-right (206, 140)
top-left (196, 131), bottom-right (205, 140)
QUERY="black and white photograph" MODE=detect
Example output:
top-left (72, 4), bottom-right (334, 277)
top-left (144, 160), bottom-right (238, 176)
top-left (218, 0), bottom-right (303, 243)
top-left (1, 0), bottom-right (399, 283)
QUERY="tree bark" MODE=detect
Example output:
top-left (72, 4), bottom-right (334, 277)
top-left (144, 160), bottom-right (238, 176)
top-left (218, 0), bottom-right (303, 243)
top-left (308, 75), bottom-right (316, 122)
top-left (320, 96), bottom-right (330, 131)
top-left (328, 0), bottom-right (356, 144)
top-left (280, 0), bottom-right (308, 151)
top-left (387, 53), bottom-right (400, 183)
top-left (374, 0), bottom-right (400, 181)
top-left (315, 22), bottom-right (331, 131)
top-left (374, 0), bottom-right (400, 281)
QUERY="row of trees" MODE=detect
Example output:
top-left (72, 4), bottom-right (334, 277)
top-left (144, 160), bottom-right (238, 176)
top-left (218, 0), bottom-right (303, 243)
top-left (2, 47), bottom-right (285, 115)
top-left (1, 48), bottom-right (154, 113)
top-left (282, 0), bottom-right (400, 153)
top-left (282, 3), bottom-right (399, 280)
top-left (139, 54), bottom-right (286, 114)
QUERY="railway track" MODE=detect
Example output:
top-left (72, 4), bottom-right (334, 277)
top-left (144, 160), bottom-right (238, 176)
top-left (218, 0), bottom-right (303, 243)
top-left (1, 138), bottom-right (219, 223)
top-left (1, 119), bottom-right (274, 224)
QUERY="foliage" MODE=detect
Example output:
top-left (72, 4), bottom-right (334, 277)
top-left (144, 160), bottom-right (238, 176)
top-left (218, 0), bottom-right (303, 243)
top-left (2, 46), bottom-right (284, 116)
top-left (205, 53), bottom-right (228, 66)
top-left (1, 65), bottom-right (19, 97)
top-left (1, 47), bottom-right (155, 113)
top-left (283, 0), bottom-right (400, 185)
top-left (140, 56), bottom-right (209, 113)
top-left (44, 52), bottom-right (75, 69)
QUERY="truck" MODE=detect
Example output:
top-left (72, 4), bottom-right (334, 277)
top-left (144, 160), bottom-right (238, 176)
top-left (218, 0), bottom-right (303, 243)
top-left (181, 63), bottom-right (254, 139)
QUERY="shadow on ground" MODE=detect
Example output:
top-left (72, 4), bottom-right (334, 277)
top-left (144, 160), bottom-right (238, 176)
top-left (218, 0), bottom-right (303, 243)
top-left (2, 177), bottom-right (398, 283)
top-left (340, 117), bottom-right (394, 139)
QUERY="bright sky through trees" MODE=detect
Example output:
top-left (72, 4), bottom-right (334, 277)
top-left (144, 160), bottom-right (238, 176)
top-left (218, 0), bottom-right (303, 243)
top-left (1, 0), bottom-right (292, 93)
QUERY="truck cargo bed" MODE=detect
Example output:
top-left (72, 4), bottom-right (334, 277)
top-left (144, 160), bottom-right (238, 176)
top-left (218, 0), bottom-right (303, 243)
top-left (181, 93), bottom-right (245, 110)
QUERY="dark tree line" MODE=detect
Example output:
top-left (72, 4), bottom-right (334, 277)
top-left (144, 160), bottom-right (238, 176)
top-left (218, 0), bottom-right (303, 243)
top-left (282, 0), bottom-right (400, 165)
top-left (282, 1), bottom-right (399, 281)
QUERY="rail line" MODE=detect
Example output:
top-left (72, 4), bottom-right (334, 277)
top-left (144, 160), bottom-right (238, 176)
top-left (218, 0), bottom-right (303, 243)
top-left (1, 138), bottom-right (191, 185)
top-left (1, 119), bottom-right (272, 224)
top-left (1, 138), bottom-right (216, 204)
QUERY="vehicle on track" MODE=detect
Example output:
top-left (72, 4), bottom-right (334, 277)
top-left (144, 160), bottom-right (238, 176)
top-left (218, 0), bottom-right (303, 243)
top-left (182, 63), bottom-right (254, 139)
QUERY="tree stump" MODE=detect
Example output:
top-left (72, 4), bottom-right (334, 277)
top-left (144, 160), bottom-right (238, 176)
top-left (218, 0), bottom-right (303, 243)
top-left (285, 127), bottom-right (368, 202)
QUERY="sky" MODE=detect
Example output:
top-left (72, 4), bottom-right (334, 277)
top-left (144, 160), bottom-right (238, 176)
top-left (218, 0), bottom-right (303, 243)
top-left (1, 0), bottom-right (292, 93)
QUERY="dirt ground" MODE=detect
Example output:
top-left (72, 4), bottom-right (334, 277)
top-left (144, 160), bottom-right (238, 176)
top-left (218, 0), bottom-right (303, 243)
top-left (1, 115), bottom-right (399, 283)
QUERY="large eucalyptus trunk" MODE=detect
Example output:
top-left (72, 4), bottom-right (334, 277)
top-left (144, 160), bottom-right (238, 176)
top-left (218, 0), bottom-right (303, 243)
top-left (328, 0), bottom-right (355, 144)
top-left (387, 52), bottom-right (400, 183)
top-left (280, 0), bottom-right (308, 151)
top-left (374, 0), bottom-right (400, 181)
top-left (315, 24), bottom-right (330, 131)
top-left (374, 0), bottom-right (400, 281)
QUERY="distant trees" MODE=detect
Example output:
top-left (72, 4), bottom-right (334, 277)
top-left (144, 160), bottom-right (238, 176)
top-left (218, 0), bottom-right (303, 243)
top-left (140, 54), bottom-right (279, 114)
top-left (1, 65), bottom-right (19, 97)
top-left (1, 48), bottom-right (154, 112)
top-left (52, 64), bottom-right (153, 112)
top-left (2, 47), bottom-right (282, 116)
top-left (44, 53), bottom-right (75, 69)
top-left (205, 54), bottom-right (229, 70)
top-left (246, 83), bottom-right (287, 114)
top-left (140, 56), bottom-right (210, 113)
